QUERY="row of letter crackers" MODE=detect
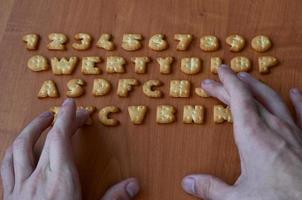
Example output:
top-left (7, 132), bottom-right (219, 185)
top-left (50, 105), bottom-right (232, 126)
top-left (28, 55), bottom-right (278, 75)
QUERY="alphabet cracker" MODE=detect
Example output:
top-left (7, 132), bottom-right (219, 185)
top-left (143, 80), bottom-right (162, 98)
top-left (98, 106), bottom-right (120, 126)
top-left (183, 105), bottom-right (204, 124)
top-left (128, 105), bottom-right (148, 124)
top-left (22, 33), bottom-right (39, 50)
top-left (27, 55), bottom-right (49, 72)
top-left (37, 80), bottom-right (59, 98)
top-left (66, 79), bottom-right (85, 98)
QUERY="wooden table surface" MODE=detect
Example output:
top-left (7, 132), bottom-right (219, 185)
top-left (1, 0), bottom-right (302, 199)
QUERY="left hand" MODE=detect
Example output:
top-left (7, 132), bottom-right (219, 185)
top-left (1, 98), bottom-right (139, 200)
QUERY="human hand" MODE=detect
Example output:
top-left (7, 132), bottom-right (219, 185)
top-left (182, 65), bottom-right (302, 200)
top-left (1, 98), bottom-right (140, 200)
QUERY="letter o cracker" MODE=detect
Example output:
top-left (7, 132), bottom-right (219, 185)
top-left (66, 79), bottom-right (85, 98)
top-left (27, 55), bottom-right (49, 72)
top-left (96, 33), bottom-right (115, 50)
top-left (143, 80), bottom-right (162, 98)
top-left (122, 34), bottom-right (143, 51)
top-left (47, 33), bottom-right (68, 50)
top-left (37, 80), bottom-right (59, 98)
top-left (226, 34), bottom-right (245, 52)
top-left (98, 106), bottom-right (120, 126)
top-left (230, 56), bottom-right (251, 73)
top-left (174, 34), bottom-right (193, 50)
top-left (251, 35), bottom-right (272, 52)
top-left (157, 57), bottom-right (174, 74)
top-left (22, 33), bottom-right (39, 50)
top-left (181, 57), bottom-right (201, 75)
top-left (258, 56), bottom-right (278, 74)
top-left (149, 34), bottom-right (168, 51)
top-left (92, 78), bottom-right (111, 96)
top-left (200, 35), bottom-right (219, 52)
top-left (128, 105), bottom-right (148, 125)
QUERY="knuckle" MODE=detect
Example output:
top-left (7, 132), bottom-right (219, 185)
top-left (196, 176), bottom-right (214, 199)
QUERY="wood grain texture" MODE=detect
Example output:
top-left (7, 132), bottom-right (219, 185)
top-left (0, 0), bottom-right (302, 199)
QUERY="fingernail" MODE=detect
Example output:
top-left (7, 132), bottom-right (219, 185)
top-left (182, 177), bottom-right (196, 194)
top-left (202, 79), bottom-right (214, 85)
top-left (291, 88), bottom-right (301, 94)
top-left (40, 111), bottom-right (53, 117)
top-left (126, 181), bottom-right (139, 197)
top-left (62, 98), bottom-right (74, 106)
top-left (238, 72), bottom-right (250, 78)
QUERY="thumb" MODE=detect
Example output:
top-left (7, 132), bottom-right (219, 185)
top-left (101, 178), bottom-right (140, 200)
top-left (182, 174), bottom-right (232, 200)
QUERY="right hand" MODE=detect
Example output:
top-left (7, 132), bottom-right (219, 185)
top-left (182, 65), bottom-right (302, 200)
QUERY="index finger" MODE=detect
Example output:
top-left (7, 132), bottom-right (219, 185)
top-left (36, 99), bottom-right (88, 171)
top-left (218, 65), bottom-right (262, 127)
